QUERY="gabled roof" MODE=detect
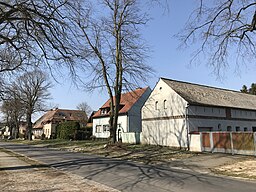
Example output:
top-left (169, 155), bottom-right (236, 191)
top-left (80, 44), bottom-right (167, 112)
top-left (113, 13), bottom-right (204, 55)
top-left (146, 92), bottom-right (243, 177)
top-left (93, 87), bottom-right (149, 118)
top-left (161, 77), bottom-right (256, 110)
top-left (33, 108), bottom-right (87, 129)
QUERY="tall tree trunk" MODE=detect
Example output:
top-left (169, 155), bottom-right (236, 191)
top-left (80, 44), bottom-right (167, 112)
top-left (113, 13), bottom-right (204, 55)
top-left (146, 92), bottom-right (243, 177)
top-left (109, 101), bottom-right (115, 143)
top-left (113, 88), bottom-right (121, 143)
top-left (27, 112), bottom-right (32, 140)
top-left (14, 116), bottom-right (19, 139)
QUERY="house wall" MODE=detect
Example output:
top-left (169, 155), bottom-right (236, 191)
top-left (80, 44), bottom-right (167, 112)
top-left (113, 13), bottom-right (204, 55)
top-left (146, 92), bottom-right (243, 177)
top-left (141, 79), bottom-right (189, 148)
top-left (33, 129), bottom-right (43, 138)
top-left (93, 115), bottom-right (128, 138)
top-left (43, 123), bottom-right (56, 138)
top-left (128, 87), bottom-right (151, 132)
top-left (188, 105), bottom-right (256, 132)
top-left (3, 126), bottom-right (10, 136)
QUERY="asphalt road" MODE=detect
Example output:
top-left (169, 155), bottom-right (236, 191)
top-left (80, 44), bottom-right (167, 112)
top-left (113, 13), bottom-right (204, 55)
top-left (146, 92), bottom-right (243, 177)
top-left (0, 142), bottom-right (255, 192)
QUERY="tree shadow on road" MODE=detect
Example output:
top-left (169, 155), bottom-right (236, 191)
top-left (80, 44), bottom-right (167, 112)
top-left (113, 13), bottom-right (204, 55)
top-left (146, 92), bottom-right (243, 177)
top-left (49, 156), bottom-right (216, 192)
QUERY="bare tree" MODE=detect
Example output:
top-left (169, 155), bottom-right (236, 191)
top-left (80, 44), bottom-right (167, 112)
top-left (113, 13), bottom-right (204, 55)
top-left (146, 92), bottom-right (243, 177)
top-left (177, 0), bottom-right (256, 76)
top-left (0, 0), bottom-right (81, 75)
top-left (76, 102), bottom-right (92, 118)
top-left (1, 94), bottom-right (25, 139)
top-left (72, 0), bottom-right (153, 143)
top-left (11, 70), bottom-right (52, 140)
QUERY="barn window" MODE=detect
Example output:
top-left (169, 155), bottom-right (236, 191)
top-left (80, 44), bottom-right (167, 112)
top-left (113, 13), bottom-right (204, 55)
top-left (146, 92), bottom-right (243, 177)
top-left (218, 124), bottom-right (221, 131)
top-left (163, 100), bottom-right (167, 109)
top-left (155, 101), bottom-right (158, 110)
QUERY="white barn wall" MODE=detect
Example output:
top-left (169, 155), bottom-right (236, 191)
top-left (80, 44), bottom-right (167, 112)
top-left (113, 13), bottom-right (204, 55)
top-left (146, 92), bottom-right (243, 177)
top-left (142, 79), bottom-right (189, 148)
top-left (188, 105), bottom-right (256, 132)
top-left (141, 119), bottom-right (188, 148)
top-left (142, 79), bottom-right (188, 119)
top-left (188, 106), bottom-right (226, 117)
top-left (231, 109), bottom-right (256, 120)
top-left (189, 118), bottom-right (256, 132)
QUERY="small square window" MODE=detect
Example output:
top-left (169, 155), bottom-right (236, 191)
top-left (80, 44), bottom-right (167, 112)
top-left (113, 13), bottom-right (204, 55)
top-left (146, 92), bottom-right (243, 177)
top-left (103, 125), bottom-right (110, 132)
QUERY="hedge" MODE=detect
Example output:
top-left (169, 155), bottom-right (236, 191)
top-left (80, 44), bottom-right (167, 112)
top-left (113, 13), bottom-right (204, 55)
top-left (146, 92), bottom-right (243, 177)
top-left (56, 121), bottom-right (80, 140)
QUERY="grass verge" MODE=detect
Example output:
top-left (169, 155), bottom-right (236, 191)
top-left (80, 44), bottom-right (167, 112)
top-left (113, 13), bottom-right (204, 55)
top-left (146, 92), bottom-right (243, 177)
top-left (0, 147), bottom-right (48, 167)
top-left (3, 139), bottom-right (199, 165)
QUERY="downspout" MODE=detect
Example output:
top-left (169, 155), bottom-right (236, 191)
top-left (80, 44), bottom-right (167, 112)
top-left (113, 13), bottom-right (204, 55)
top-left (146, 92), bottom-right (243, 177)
top-left (185, 104), bottom-right (190, 151)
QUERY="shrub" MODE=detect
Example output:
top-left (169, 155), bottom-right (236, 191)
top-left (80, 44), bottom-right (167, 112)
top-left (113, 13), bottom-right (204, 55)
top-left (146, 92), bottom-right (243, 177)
top-left (18, 133), bottom-right (25, 139)
top-left (41, 133), bottom-right (45, 140)
top-left (56, 121), bottom-right (80, 140)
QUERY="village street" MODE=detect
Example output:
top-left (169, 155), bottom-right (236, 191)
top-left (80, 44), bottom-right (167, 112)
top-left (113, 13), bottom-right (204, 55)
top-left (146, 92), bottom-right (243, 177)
top-left (0, 142), bottom-right (255, 192)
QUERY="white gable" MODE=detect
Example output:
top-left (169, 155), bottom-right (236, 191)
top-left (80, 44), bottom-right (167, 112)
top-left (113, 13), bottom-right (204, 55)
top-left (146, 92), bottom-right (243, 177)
top-left (142, 79), bottom-right (188, 119)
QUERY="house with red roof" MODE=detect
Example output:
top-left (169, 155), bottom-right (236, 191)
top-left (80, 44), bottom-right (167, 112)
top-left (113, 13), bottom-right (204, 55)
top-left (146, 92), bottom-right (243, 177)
top-left (33, 108), bottom-right (87, 139)
top-left (92, 87), bottom-right (151, 141)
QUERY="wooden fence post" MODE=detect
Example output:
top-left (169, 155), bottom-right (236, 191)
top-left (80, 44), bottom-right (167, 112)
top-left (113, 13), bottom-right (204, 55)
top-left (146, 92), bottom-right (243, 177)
top-left (230, 132), bottom-right (234, 155)
top-left (254, 132), bottom-right (256, 157)
top-left (210, 132), bottom-right (214, 153)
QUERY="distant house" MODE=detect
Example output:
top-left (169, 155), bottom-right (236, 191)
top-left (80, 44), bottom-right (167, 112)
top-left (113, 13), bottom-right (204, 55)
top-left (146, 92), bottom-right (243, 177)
top-left (18, 121), bottom-right (28, 137)
top-left (141, 78), bottom-right (256, 150)
top-left (33, 108), bottom-right (87, 139)
top-left (86, 111), bottom-right (96, 129)
top-left (92, 87), bottom-right (151, 141)
top-left (0, 123), bottom-right (9, 138)
top-left (0, 121), bottom-right (27, 139)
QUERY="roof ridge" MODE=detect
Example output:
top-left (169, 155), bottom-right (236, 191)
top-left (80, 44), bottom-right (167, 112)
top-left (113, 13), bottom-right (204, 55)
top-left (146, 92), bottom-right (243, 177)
top-left (93, 87), bottom-right (149, 118)
top-left (160, 77), bottom-right (251, 95)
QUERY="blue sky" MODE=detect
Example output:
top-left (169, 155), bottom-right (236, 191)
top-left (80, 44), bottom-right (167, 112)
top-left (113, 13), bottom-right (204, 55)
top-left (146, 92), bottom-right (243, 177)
top-left (47, 0), bottom-right (256, 116)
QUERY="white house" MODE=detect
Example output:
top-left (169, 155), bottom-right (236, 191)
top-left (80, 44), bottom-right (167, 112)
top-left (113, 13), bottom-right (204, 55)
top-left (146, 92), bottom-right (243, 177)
top-left (92, 87), bottom-right (151, 142)
top-left (141, 78), bottom-right (256, 150)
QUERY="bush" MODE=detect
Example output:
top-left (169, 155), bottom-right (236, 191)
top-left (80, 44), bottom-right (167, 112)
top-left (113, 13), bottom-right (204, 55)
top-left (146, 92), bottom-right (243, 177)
top-left (78, 127), bottom-right (92, 140)
top-left (41, 133), bottom-right (45, 140)
top-left (18, 133), bottom-right (25, 139)
top-left (56, 121), bottom-right (80, 140)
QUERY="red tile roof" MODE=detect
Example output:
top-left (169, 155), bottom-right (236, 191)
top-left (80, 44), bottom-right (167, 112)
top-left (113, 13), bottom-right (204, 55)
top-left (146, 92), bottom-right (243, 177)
top-left (33, 108), bottom-right (87, 129)
top-left (93, 87), bottom-right (149, 118)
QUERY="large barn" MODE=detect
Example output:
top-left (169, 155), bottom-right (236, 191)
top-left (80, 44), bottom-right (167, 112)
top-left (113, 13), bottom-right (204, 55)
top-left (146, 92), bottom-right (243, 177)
top-left (141, 78), bottom-right (256, 149)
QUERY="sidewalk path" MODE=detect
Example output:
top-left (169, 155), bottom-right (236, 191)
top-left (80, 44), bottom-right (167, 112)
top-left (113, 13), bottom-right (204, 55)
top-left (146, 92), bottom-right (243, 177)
top-left (0, 149), bottom-right (119, 192)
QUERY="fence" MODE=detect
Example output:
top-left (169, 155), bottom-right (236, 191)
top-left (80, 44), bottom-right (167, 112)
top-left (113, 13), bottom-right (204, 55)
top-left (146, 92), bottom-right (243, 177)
top-left (122, 132), bottom-right (140, 144)
top-left (201, 132), bottom-right (256, 155)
